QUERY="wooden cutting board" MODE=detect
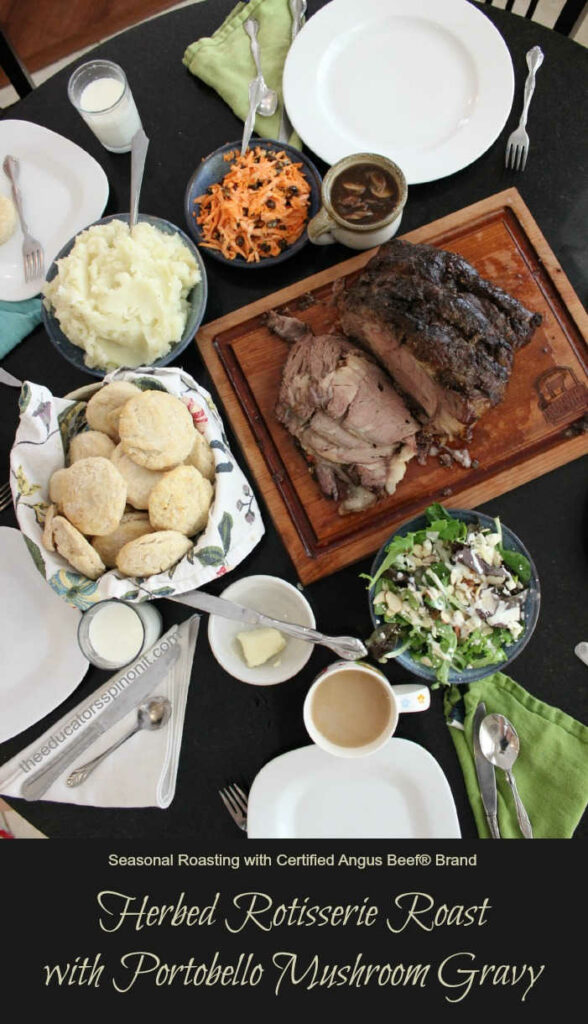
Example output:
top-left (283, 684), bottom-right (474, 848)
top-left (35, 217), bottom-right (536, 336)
top-left (195, 188), bottom-right (588, 584)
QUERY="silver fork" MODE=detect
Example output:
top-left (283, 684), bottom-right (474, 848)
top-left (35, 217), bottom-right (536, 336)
top-left (219, 783), bottom-right (248, 831)
top-left (3, 155), bottom-right (45, 282)
top-left (0, 480), bottom-right (13, 513)
top-left (505, 46), bottom-right (544, 172)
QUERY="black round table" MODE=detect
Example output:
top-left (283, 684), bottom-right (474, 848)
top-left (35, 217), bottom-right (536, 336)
top-left (0, 0), bottom-right (586, 840)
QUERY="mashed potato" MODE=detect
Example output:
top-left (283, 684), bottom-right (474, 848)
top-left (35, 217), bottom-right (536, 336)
top-left (43, 219), bottom-right (200, 370)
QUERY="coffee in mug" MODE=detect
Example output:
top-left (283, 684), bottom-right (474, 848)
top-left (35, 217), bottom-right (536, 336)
top-left (303, 661), bottom-right (429, 758)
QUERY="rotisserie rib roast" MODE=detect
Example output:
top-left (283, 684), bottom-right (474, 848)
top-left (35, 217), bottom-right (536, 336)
top-left (338, 239), bottom-right (542, 437)
top-left (272, 239), bottom-right (542, 512)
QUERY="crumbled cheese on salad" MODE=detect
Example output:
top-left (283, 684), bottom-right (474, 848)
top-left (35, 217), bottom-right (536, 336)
top-left (364, 504), bottom-right (532, 686)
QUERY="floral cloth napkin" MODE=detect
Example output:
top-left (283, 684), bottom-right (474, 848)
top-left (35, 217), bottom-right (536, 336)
top-left (0, 617), bottom-right (199, 808)
top-left (10, 365), bottom-right (264, 610)
top-left (183, 0), bottom-right (302, 147)
top-left (445, 673), bottom-right (588, 839)
top-left (0, 297), bottom-right (42, 358)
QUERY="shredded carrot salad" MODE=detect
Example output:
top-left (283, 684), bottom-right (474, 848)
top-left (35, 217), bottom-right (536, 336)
top-left (194, 147), bottom-right (311, 262)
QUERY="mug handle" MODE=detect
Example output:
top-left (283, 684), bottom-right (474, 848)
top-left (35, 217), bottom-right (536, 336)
top-left (391, 682), bottom-right (431, 713)
top-left (307, 206), bottom-right (337, 245)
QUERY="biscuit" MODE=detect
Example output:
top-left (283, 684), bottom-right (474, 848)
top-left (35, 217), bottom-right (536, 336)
top-left (42, 503), bottom-right (58, 551)
top-left (0, 194), bottom-right (17, 245)
top-left (69, 430), bottom-right (115, 464)
top-left (49, 467), bottom-right (69, 508)
top-left (184, 431), bottom-right (215, 482)
top-left (52, 516), bottom-right (106, 580)
top-left (61, 456), bottom-right (127, 536)
top-left (118, 391), bottom-right (195, 470)
top-left (92, 512), bottom-right (153, 568)
top-left (148, 464), bottom-right (213, 536)
top-left (116, 530), bottom-right (193, 577)
top-left (86, 381), bottom-right (141, 439)
top-left (111, 443), bottom-right (166, 510)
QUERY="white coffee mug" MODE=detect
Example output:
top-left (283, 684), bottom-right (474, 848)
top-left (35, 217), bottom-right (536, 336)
top-left (307, 153), bottom-right (407, 250)
top-left (303, 660), bottom-right (430, 758)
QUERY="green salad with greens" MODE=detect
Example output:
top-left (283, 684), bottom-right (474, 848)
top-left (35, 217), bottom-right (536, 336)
top-left (364, 504), bottom-right (532, 686)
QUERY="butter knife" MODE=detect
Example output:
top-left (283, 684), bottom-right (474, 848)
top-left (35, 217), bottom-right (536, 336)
top-left (277, 0), bottom-right (307, 144)
top-left (473, 701), bottom-right (500, 839)
top-left (21, 640), bottom-right (180, 801)
top-left (169, 589), bottom-right (367, 661)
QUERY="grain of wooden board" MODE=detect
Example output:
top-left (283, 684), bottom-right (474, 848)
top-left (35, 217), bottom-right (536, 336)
top-left (196, 188), bottom-right (588, 584)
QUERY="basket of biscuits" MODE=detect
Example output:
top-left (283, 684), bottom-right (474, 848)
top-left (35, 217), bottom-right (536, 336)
top-left (10, 367), bottom-right (264, 609)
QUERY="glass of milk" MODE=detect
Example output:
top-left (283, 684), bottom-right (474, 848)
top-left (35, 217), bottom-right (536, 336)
top-left (68, 60), bottom-right (142, 153)
top-left (77, 600), bottom-right (163, 669)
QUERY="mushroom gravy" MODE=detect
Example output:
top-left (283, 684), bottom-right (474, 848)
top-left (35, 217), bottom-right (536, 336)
top-left (331, 163), bottom-right (400, 225)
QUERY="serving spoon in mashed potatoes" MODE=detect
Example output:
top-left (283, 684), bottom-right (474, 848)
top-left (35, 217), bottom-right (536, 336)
top-left (129, 127), bottom-right (149, 234)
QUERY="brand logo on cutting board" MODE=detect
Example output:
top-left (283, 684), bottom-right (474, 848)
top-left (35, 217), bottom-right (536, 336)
top-left (534, 366), bottom-right (587, 425)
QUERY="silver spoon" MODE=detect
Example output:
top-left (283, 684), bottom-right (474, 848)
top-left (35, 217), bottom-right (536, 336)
top-left (479, 713), bottom-right (533, 839)
top-left (129, 126), bottom-right (149, 234)
top-left (244, 18), bottom-right (278, 116)
top-left (65, 697), bottom-right (171, 788)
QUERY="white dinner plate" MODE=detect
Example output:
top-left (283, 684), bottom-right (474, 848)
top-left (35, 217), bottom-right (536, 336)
top-left (283, 0), bottom-right (514, 185)
top-left (247, 739), bottom-right (461, 838)
top-left (0, 120), bottom-right (109, 301)
top-left (0, 527), bottom-right (88, 742)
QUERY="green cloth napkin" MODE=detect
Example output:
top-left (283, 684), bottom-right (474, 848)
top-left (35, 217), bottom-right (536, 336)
top-left (445, 673), bottom-right (588, 839)
top-left (0, 297), bottom-right (43, 359)
top-left (183, 0), bottom-right (302, 148)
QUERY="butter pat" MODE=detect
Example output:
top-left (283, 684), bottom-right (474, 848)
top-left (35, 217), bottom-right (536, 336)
top-left (237, 627), bottom-right (287, 668)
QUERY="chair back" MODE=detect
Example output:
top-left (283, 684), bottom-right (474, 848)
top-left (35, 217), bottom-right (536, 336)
top-left (480, 0), bottom-right (587, 36)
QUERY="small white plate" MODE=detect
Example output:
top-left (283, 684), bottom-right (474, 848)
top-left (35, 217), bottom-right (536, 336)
top-left (283, 0), bottom-right (514, 185)
top-left (208, 575), bottom-right (316, 684)
top-left (247, 739), bottom-right (461, 837)
top-left (0, 527), bottom-right (88, 742)
top-left (0, 120), bottom-right (109, 301)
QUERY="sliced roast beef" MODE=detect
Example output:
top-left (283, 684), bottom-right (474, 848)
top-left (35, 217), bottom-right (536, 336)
top-left (338, 238), bottom-right (542, 437)
top-left (269, 311), bottom-right (418, 513)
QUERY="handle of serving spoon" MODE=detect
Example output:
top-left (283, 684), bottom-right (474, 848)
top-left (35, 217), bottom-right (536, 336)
top-left (505, 769), bottom-right (533, 838)
top-left (241, 77), bottom-right (262, 155)
top-left (129, 128), bottom-right (149, 234)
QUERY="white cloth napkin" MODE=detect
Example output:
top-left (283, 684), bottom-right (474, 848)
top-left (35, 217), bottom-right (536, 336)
top-left (0, 616), bottom-right (199, 808)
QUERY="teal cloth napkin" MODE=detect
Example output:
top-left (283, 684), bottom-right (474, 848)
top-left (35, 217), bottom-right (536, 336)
top-left (0, 297), bottom-right (43, 358)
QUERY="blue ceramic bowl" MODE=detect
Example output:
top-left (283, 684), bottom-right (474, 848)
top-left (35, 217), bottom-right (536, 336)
top-left (42, 213), bottom-right (208, 379)
top-left (368, 508), bottom-right (541, 685)
top-left (184, 139), bottom-right (322, 268)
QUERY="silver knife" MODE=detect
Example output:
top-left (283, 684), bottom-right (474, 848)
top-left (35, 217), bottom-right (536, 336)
top-left (473, 701), bottom-right (501, 839)
top-left (170, 589), bottom-right (367, 661)
top-left (21, 640), bottom-right (180, 801)
top-left (277, 0), bottom-right (307, 144)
